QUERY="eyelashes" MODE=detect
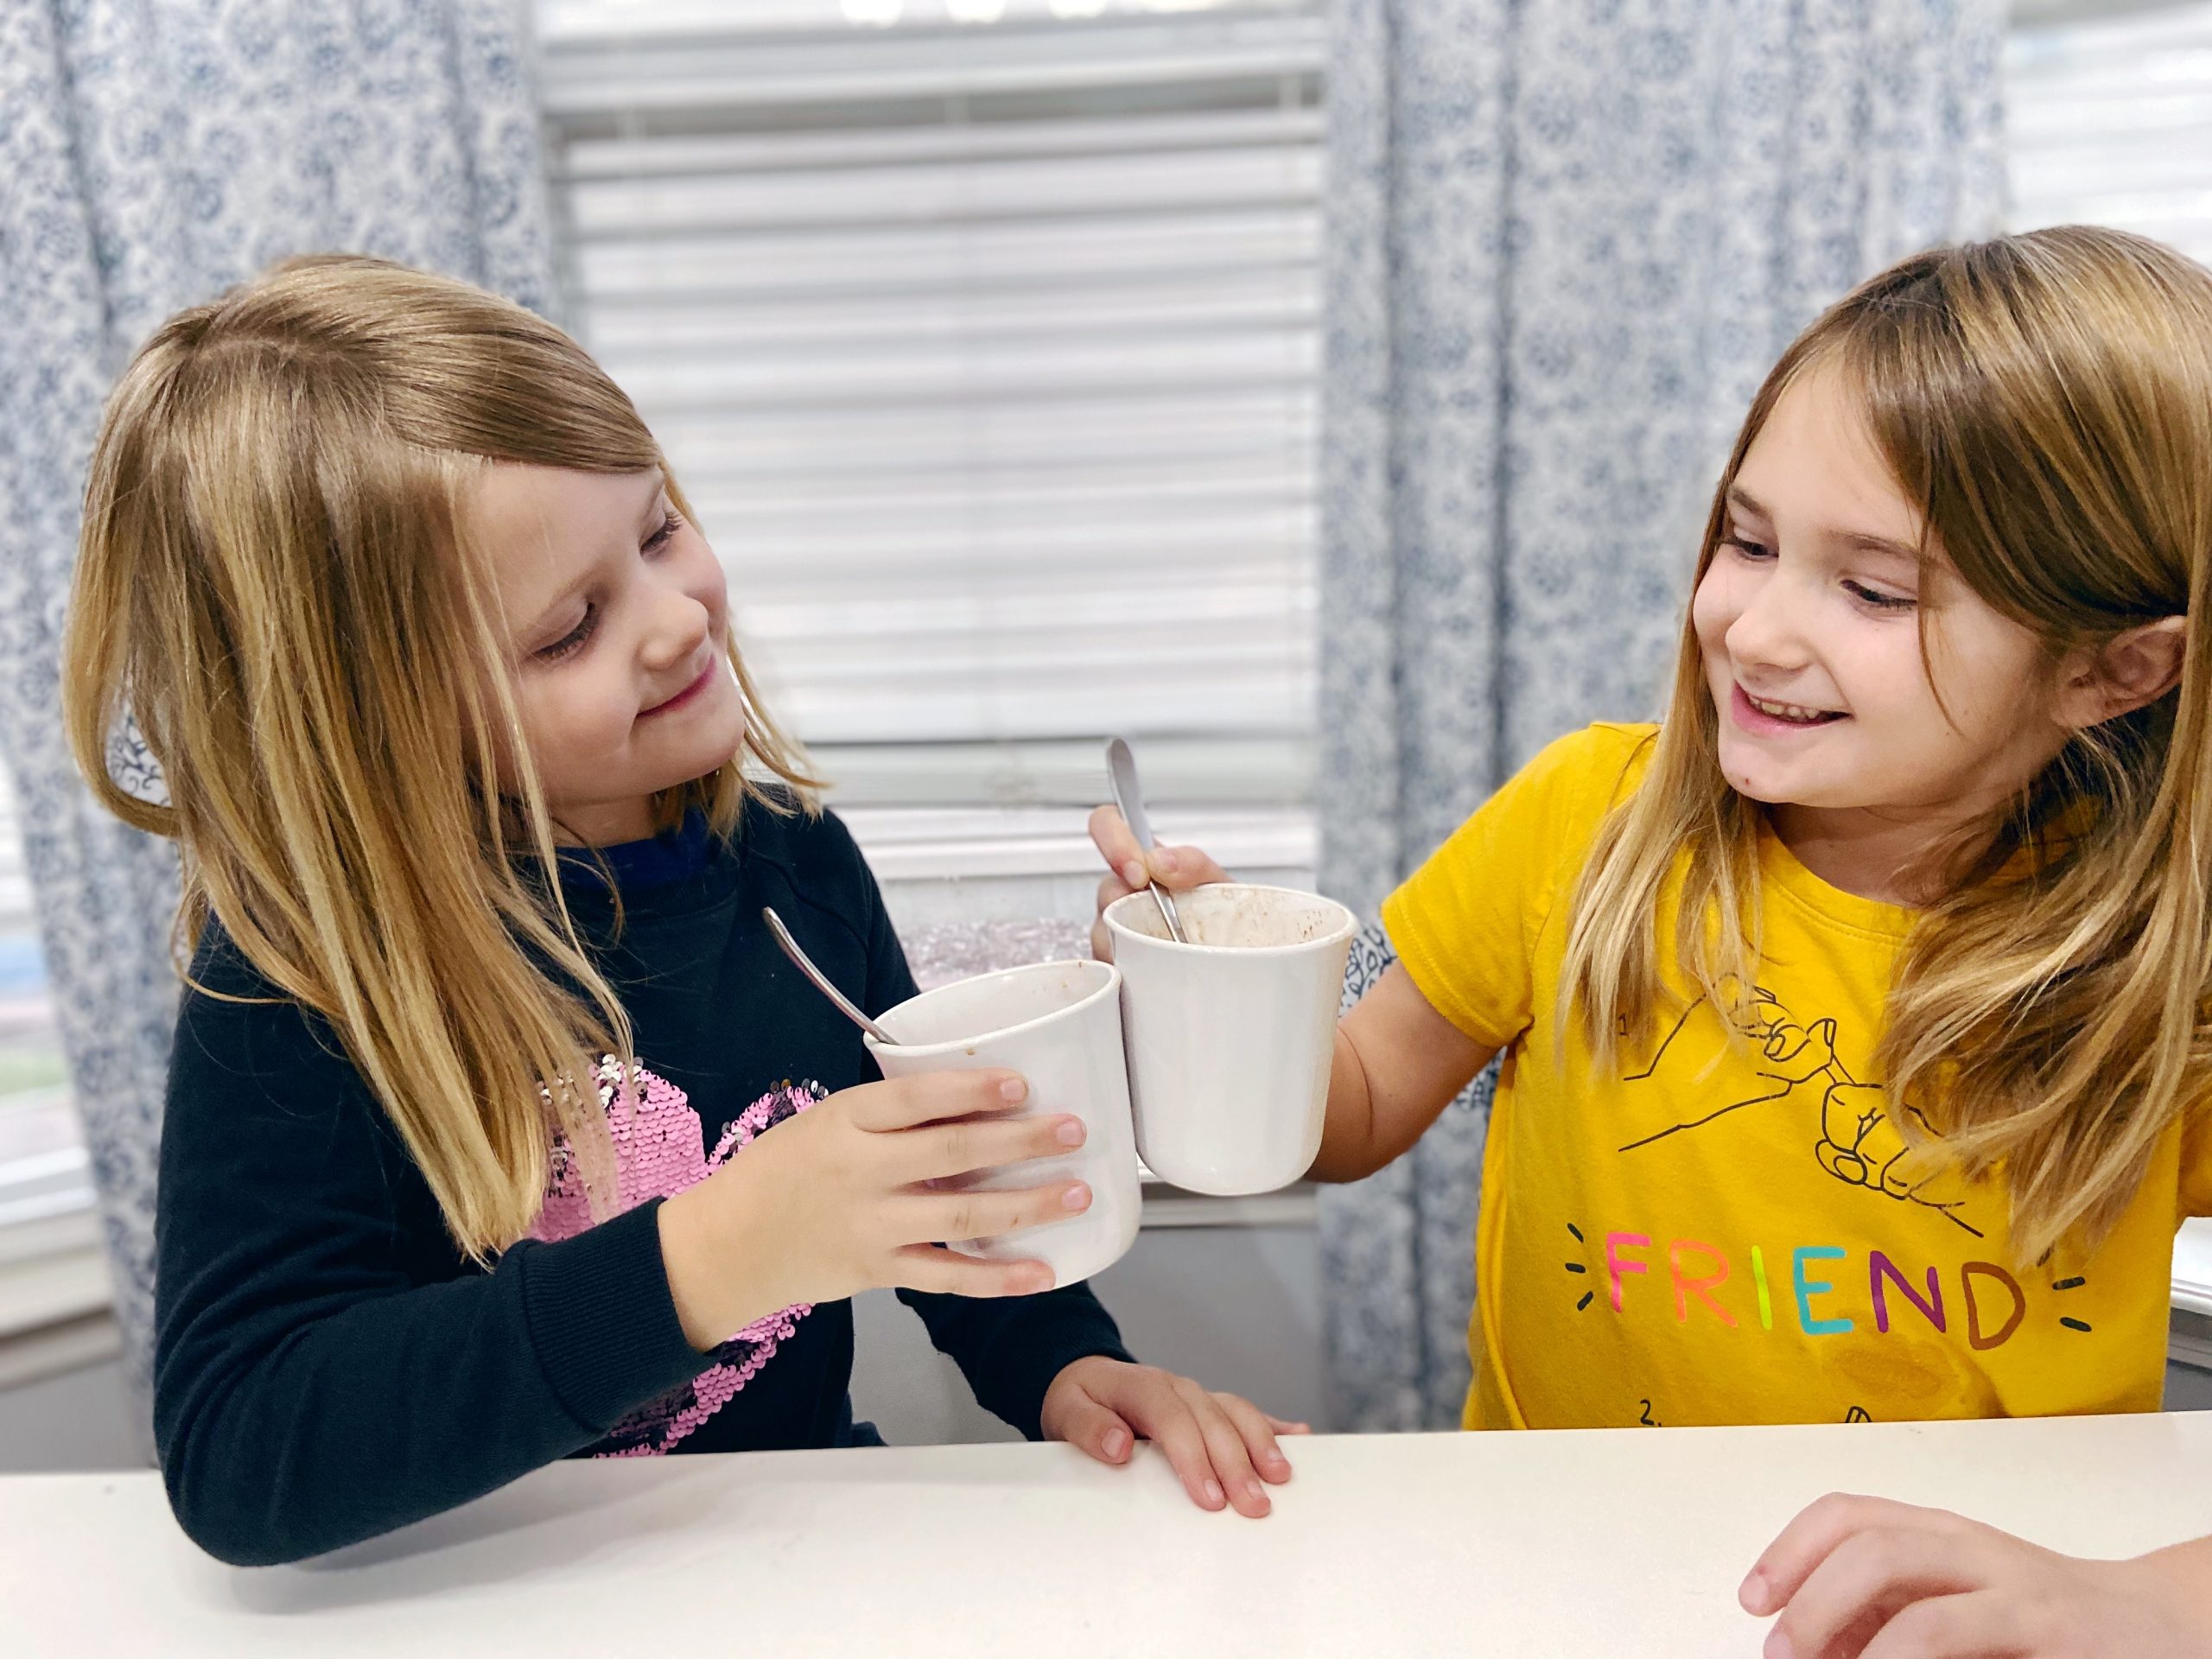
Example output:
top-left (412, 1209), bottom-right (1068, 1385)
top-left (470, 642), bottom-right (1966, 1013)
top-left (534, 512), bottom-right (687, 662)
top-left (1843, 581), bottom-right (1916, 613)
top-left (537, 606), bottom-right (596, 662)
top-left (1719, 534), bottom-right (1916, 613)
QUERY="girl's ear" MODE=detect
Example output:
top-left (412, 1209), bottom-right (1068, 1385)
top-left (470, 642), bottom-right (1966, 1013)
top-left (2053, 615), bottom-right (2188, 731)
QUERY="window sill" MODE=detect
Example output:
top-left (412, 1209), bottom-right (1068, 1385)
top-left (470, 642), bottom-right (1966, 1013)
top-left (841, 803), bottom-right (1316, 883)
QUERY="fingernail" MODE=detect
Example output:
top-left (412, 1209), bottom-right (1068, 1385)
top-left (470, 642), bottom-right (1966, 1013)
top-left (1764, 1628), bottom-right (1792, 1659)
top-left (1103, 1428), bottom-right (1129, 1459)
top-left (1153, 849), bottom-right (1179, 875)
top-left (1738, 1568), bottom-right (1768, 1613)
top-left (1243, 1480), bottom-right (1266, 1507)
top-left (1121, 861), bottom-right (1147, 888)
top-left (1203, 1479), bottom-right (1224, 1507)
top-left (1062, 1182), bottom-right (1092, 1211)
top-left (1055, 1116), bottom-right (1086, 1147)
top-left (1000, 1077), bottom-right (1027, 1103)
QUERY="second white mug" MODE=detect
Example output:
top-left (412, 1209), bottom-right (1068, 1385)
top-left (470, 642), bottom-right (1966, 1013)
top-left (1103, 882), bottom-right (1357, 1196)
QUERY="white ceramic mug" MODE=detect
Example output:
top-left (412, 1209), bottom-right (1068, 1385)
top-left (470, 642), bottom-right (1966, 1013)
top-left (1103, 882), bottom-right (1357, 1196)
top-left (864, 958), bottom-right (1141, 1287)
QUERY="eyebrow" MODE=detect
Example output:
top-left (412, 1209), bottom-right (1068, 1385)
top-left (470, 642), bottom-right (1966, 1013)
top-left (1725, 484), bottom-right (1922, 563)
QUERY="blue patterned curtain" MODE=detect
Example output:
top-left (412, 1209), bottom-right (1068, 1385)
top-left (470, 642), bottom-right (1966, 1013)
top-left (1317, 0), bottom-right (2006, 1431)
top-left (0, 0), bottom-right (557, 1409)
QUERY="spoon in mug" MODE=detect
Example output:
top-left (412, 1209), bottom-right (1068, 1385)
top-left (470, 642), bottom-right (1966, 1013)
top-left (762, 906), bottom-right (899, 1046)
top-left (1105, 736), bottom-right (1188, 944)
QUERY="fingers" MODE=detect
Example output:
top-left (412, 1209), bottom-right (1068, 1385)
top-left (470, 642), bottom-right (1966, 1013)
top-left (899, 1111), bottom-right (1085, 1183)
top-left (1128, 1384), bottom-right (1235, 1514)
top-left (889, 1244), bottom-right (1053, 1298)
top-left (1052, 1388), bottom-right (1137, 1467)
top-left (1766, 1525), bottom-right (1998, 1659)
top-left (1743, 1494), bottom-right (1961, 1616)
top-left (1094, 870), bottom-right (1137, 962)
top-left (908, 1179), bottom-right (1092, 1246)
top-left (1159, 1379), bottom-right (1272, 1516)
top-left (1087, 804), bottom-right (1146, 879)
top-left (1095, 869), bottom-right (1140, 915)
top-left (1086, 806), bottom-right (1230, 896)
top-left (1095, 1367), bottom-right (1273, 1517)
top-left (1266, 1414), bottom-right (1313, 1435)
top-left (1140, 844), bottom-right (1232, 892)
top-left (840, 1069), bottom-right (1030, 1133)
top-left (1211, 1391), bottom-right (1295, 1486)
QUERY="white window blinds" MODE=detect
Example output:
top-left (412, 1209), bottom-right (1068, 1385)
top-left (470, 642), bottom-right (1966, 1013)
top-left (2009, 0), bottom-right (2212, 263)
top-left (533, 0), bottom-right (1322, 810)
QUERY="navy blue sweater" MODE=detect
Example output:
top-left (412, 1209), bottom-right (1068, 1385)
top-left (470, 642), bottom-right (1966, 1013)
top-left (152, 802), bottom-right (1129, 1565)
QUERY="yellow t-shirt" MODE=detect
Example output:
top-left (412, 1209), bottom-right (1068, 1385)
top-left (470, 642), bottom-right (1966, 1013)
top-left (1382, 723), bottom-right (2212, 1431)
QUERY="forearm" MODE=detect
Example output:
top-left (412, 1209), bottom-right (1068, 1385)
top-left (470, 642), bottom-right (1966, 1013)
top-left (1307, 1024), bottom-right (1387, 1183)
top-left (156, 1205), bottom-right (701, 1566)
top-left (1305, 969), bottom-right (1499, 1183)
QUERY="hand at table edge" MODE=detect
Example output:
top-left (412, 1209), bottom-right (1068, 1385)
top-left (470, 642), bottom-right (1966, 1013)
top-left (1738, 1491), bottom-right (2212, 1657)
top-left (1039, 1355), bottom-right (1309, 1519)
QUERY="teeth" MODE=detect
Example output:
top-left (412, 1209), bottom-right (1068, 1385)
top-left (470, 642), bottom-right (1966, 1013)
top-left (1747, 692), bottom-right (1838, 723)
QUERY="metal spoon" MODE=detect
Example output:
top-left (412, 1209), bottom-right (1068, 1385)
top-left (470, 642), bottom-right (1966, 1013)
top-left (1105, 736), bottom-right (1187, 944)
top-left (761, 906), bottom-right (899, 1045)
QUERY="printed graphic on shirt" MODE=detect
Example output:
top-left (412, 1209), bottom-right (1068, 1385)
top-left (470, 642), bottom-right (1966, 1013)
top-left (1558, 1200), bottom-right (2101, 1440)
top-left (1558, 1214), bottom-right (2092, 1346)
top-left (532, 1060), bottom-right (825, 1455)
top-left (1614, 983), bottom-right (1983, 1237)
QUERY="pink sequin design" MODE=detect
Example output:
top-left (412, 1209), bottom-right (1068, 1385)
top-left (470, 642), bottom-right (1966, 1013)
top-left (531, 1060), bottom-right (823, 1456)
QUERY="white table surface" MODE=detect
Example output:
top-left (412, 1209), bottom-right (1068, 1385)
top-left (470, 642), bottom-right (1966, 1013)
top-left (5, 1415), bottom-right (2211, 1658)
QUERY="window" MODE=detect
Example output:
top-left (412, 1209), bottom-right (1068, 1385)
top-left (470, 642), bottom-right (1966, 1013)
top-left (2008, 0), bottom-right (2212, 260)
top-left (532, 0), bottom-right (1325, 908)
top-left (0, 769), bottom-right (76, 1224)
top-left (0, 766), bottom-right (110, 1382)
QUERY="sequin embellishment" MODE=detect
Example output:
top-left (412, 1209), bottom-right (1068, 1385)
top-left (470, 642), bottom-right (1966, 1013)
top-left (531, 1060), bottom-right (824, 1455)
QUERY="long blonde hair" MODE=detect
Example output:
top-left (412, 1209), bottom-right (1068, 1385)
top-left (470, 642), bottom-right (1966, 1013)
top-left (64, 254), bottom-right (821, 1259)
top-left (1560, 226), bottom-right (2212, 1262)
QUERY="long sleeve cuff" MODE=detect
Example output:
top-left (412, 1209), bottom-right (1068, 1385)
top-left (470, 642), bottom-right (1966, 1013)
top-left (515, 1198), bottom-right (705, 1432)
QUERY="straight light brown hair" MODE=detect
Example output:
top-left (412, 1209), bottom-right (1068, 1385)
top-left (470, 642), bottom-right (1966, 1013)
top-left (64, 254), bottom-right (821, 1259)
top-left (1560, 226), bottom-right (2212, 1263)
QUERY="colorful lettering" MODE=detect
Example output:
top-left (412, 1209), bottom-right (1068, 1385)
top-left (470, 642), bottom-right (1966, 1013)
top-left (1962, 1262), bottom-right (2025, 1351)
top-left (1586, 1227), bottom-right (2037, 1359)
top-left (1869, 1250), bottom-right (1946, 1335)
top-left (1605, 1232), bottom-right (1651, 1313)
top-left (1792, 1246), bottom-right (1853, 1335)
top-left (1669, 1239), bottom-right (1737, 1328)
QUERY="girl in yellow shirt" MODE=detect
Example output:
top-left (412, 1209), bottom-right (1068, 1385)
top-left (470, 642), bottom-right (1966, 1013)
top-left (1094, 226), bottom-right (2212, 1655)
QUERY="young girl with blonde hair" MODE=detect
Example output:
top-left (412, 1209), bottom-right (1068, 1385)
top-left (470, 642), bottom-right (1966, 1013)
top-left (67, 254), bottom-right (1298, 1567)
top-left (1096, 226), bottom-right (2212, 1652)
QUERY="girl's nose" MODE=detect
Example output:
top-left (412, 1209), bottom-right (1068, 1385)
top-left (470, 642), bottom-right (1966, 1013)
top-left (1726, 576), bottom-right (1815, 672)
top-left (641, 585), bottom-right (711, 673)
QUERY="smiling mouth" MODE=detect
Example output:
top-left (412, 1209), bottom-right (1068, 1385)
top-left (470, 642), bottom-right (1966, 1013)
top-left (1734, 684), bottom-right (1847, 728)
top-left (641, 661), bottom-right (716, 718)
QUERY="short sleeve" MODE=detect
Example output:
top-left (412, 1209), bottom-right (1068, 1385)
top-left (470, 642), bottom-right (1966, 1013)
top-left (2183, 1099), bottom-right (2212, 1218)
top-left (1379, 724), bottom-right (1653, 1050)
